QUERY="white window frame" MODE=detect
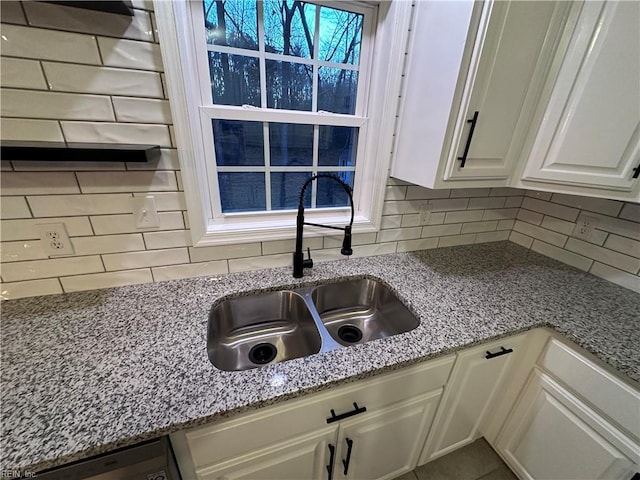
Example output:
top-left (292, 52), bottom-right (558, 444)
top-left (155, 0), bottom-right (412, 247)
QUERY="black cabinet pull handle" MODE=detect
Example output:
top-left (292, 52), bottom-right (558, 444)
top-left (342, 438), bottom-right (354, 475)
top-left (457, 110), bottom-right (479, 168)
top-left (326, 443), bottom-right (335, 480)
top-left (485, 346), bottom-right (513, 359)
top-left (326, 402), bottom-right (367, 424)
top-left (632, 165), bottom-right (640, 179)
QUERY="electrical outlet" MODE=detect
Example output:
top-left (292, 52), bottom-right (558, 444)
top-left (418, 203), bottom-right (432, 225)
top-left (133, 196), bottom-right (160, 229)
top-left (37, 223), bottom-right (74, 256)
top-left (572, 215), bottom-right (597, 240)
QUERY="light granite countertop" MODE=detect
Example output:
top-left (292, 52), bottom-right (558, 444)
top-left (1, 242), bottom-right (639, 473)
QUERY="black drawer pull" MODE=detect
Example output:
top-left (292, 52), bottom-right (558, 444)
top-left (632, 165), bottom-right (640, 179)
top-left (342, 438), bottom-right (354, 475)
top-left (485, 346), bottom-right (513, 359)
top-left (457, 110), bottom-right (479, 168)
top-left (326, 402), bottom-right (367, 424)
top-left (326, 443), bottom-right (335, 480)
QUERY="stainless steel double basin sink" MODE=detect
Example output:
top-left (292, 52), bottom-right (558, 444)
top-left (208, 278), bottom-right (419, 371)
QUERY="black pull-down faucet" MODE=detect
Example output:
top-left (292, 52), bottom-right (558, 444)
top-left (293, 174), bottom-right (354, 278)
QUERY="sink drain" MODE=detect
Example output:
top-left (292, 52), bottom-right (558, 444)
top-left (337, 325), bottom-right (363, 343)
top-left (248, 343), bottom-right (277, 364)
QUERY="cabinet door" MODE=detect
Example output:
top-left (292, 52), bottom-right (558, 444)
top-left (197, 427), bottom-right (337, 480)
top-left (496, 369), bottom-right (638, 480)
top-left (336, 391), bottom-right (442, 480)
top-left (420, 335), bottom-right (525, 464)
top-left (520, 1), bottom-right (640, 200)
top-left (443, 1), bottom-right (568, 183)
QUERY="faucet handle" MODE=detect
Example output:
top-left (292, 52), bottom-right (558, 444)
top-left (303, 247), bottom-right (314, 269)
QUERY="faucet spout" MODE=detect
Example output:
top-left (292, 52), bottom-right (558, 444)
top-left (293, 174), bottom-right (355, 278)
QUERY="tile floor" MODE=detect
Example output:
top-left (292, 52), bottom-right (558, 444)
top-left (395, 438), bottom-right (517, 480)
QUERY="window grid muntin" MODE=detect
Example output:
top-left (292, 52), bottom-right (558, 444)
top-left (199, 0), bottom-right (371, 216)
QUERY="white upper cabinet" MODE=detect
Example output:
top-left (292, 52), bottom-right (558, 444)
top-left (517, 0), bottom-right (640, 202)
top-left (392, 1), bottom-right (569, 189)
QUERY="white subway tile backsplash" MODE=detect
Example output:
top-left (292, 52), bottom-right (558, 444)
top-left (525, 190), bottom-right (553, 201)
top-left (401, 212), bottom-right (445, 227)
top-left (152, 261), bottom-right (229, 282)
top-left (71, 234), bottom-right (145, 256)
top-left (521, 197), bottom-right (579, 222)
top-left (102, 248), bottom-right (189, 271)
top-left (98, 36), bottom-right (163, 71)
top-left (577, 212), bottom-right (640, 240)
top-left (461, 221), bottom-right (498, 234)
top-left (60, 269), bottom-right (153, 292)
top-left (262, 237), bottom-right (322, 255)
top-left (323, 233), bottom-right (376, 249)
top-left (28, 193), bottom-right (133, 217)
top-left (517, 208), bottom-right (543, 225)
top-left (476, 230), bottom-right (510, 243)
top-left (190, 243), bottom-right (262, 262)
top-left (396, 237), bottom-right (439, 252)
top-left (1, 278), bottom-right (63, 299)
top-left (405, 187), bottom-right (450, 200)
top-left (61, 122), bottom-right (171, 147)
top-left (22, 1), bottom-right (154, 42)
top-left (1, 255), bottom-right (104, 281)
top-left (0, 1), bottom-right (27, 24)
top-left (0, 118), bottom-right (64, 142)
top-left (348, 242), bottom-right (397, 258)
top-left (550, 193), bottom-right (623, 217)
top-left (481, 208), bottom-right (518, 221)
top-left (504, 196), bottom-right (524, 208)
top-left (513, 220), bottom-right (567, 247)
top-left (531, 240), bottom-right (593, 272)
top-left (566, 238), bottom-right (640, 274)
top-left (450, 188), bottom-right (491, 198)
top-left (132, 192), bottom-right (185, 211)
top-left (144, 230), bottom-right (192, 250)
top-left (490, 187), bottom-right (525, 197)
top-left (229, 253), bottom-right (291, 273)
top-left (113, 97), bottom-right (172, 124)
top-left (589, 262), bottom-right (640, 294)
top-left (1, 240), bottom-right (47, 263)
top-left (90, 211), bottom-right (183, 235)
top-left (384, 185), bottom-right (407, 201)
top-left (0, 58), bottom-right (47, 89)
top-left (1, 89), bottom-right (115, 121)
top-left (603, 234), bottom-right (640, 259)
top-left (1, 197), bottom-right (31, 219)
top-left (509, 230), bottom-right (533, 249)
top-left (540, 216), bottom-right (574, 236)
top-left (382, 200), bottom-right (423, 215)
top-left (1, 172), bottom-right (79, 196)
top-left (377, 227), bottom-right (421, 243)
top-left (381, 215), bottom-right (402, 229)
top-left (43, 62), bottom-right (163, 98)
top-left (619, 203), bottom-right (640, 223)
top-left (467, 197), bottom-right (506, 210)
top-left (497, 219), bottom-right (515, 230)
top-left (444, 210), bottom-right (484, 224)
top-left (1, 217), bottom-right (93, 241)
top-left (0, 24), bottom-right (101, 64)
top-left (429, 198), bottom-right (469, 212)
top-left (77, 171), bottom-right (177, 194)
top-left (421, 224), bottom-right (462, 238)
top-left (439, 234), bottom-right (476, 248)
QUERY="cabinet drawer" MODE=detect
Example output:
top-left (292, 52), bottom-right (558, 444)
top-left (538, 338), bottom-right (640, 440)
top-left (181, 355), bottom-right (454, 469)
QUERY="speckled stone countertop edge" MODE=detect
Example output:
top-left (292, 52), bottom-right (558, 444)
top-left (1, 242), bottom-right (639, 473)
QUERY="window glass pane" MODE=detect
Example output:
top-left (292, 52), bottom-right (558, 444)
top-left (219, 172), bottom-right (266, 212)
top-left (209, 52), bottom-right (260, 106)
top-left (316, 172), bottom-right (354, 208)
top-left (263, 1), bottom-right (315, 58)
top-left (271, 172), bottom-right (311, 210)
top-left (318, 126), bottom-right (357, 167)
top-left (266, 60), bottom-right (313, 111)
top-left (203, 0), bottom-right (259, 50)
top-left (269, 123), bottom-right (313, 166)
top-left (213, 119), bottom-right (264, 166)
top-left (318, 6), bottom-right (363, 65)
top-left (318, 67), bottom-right (358, 114)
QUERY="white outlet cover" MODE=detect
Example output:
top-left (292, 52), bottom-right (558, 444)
top-left (133, 196), bottom-right (160, 229)
top-left (37, 223), bottom-right (75, 256)
top-left (572, 215), bottom-right (597, 240)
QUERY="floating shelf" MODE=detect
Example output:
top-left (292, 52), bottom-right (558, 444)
top-left (42, 1), bottom-right (134, 16)
top-left (1, 141), bottom-right (161, 163)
